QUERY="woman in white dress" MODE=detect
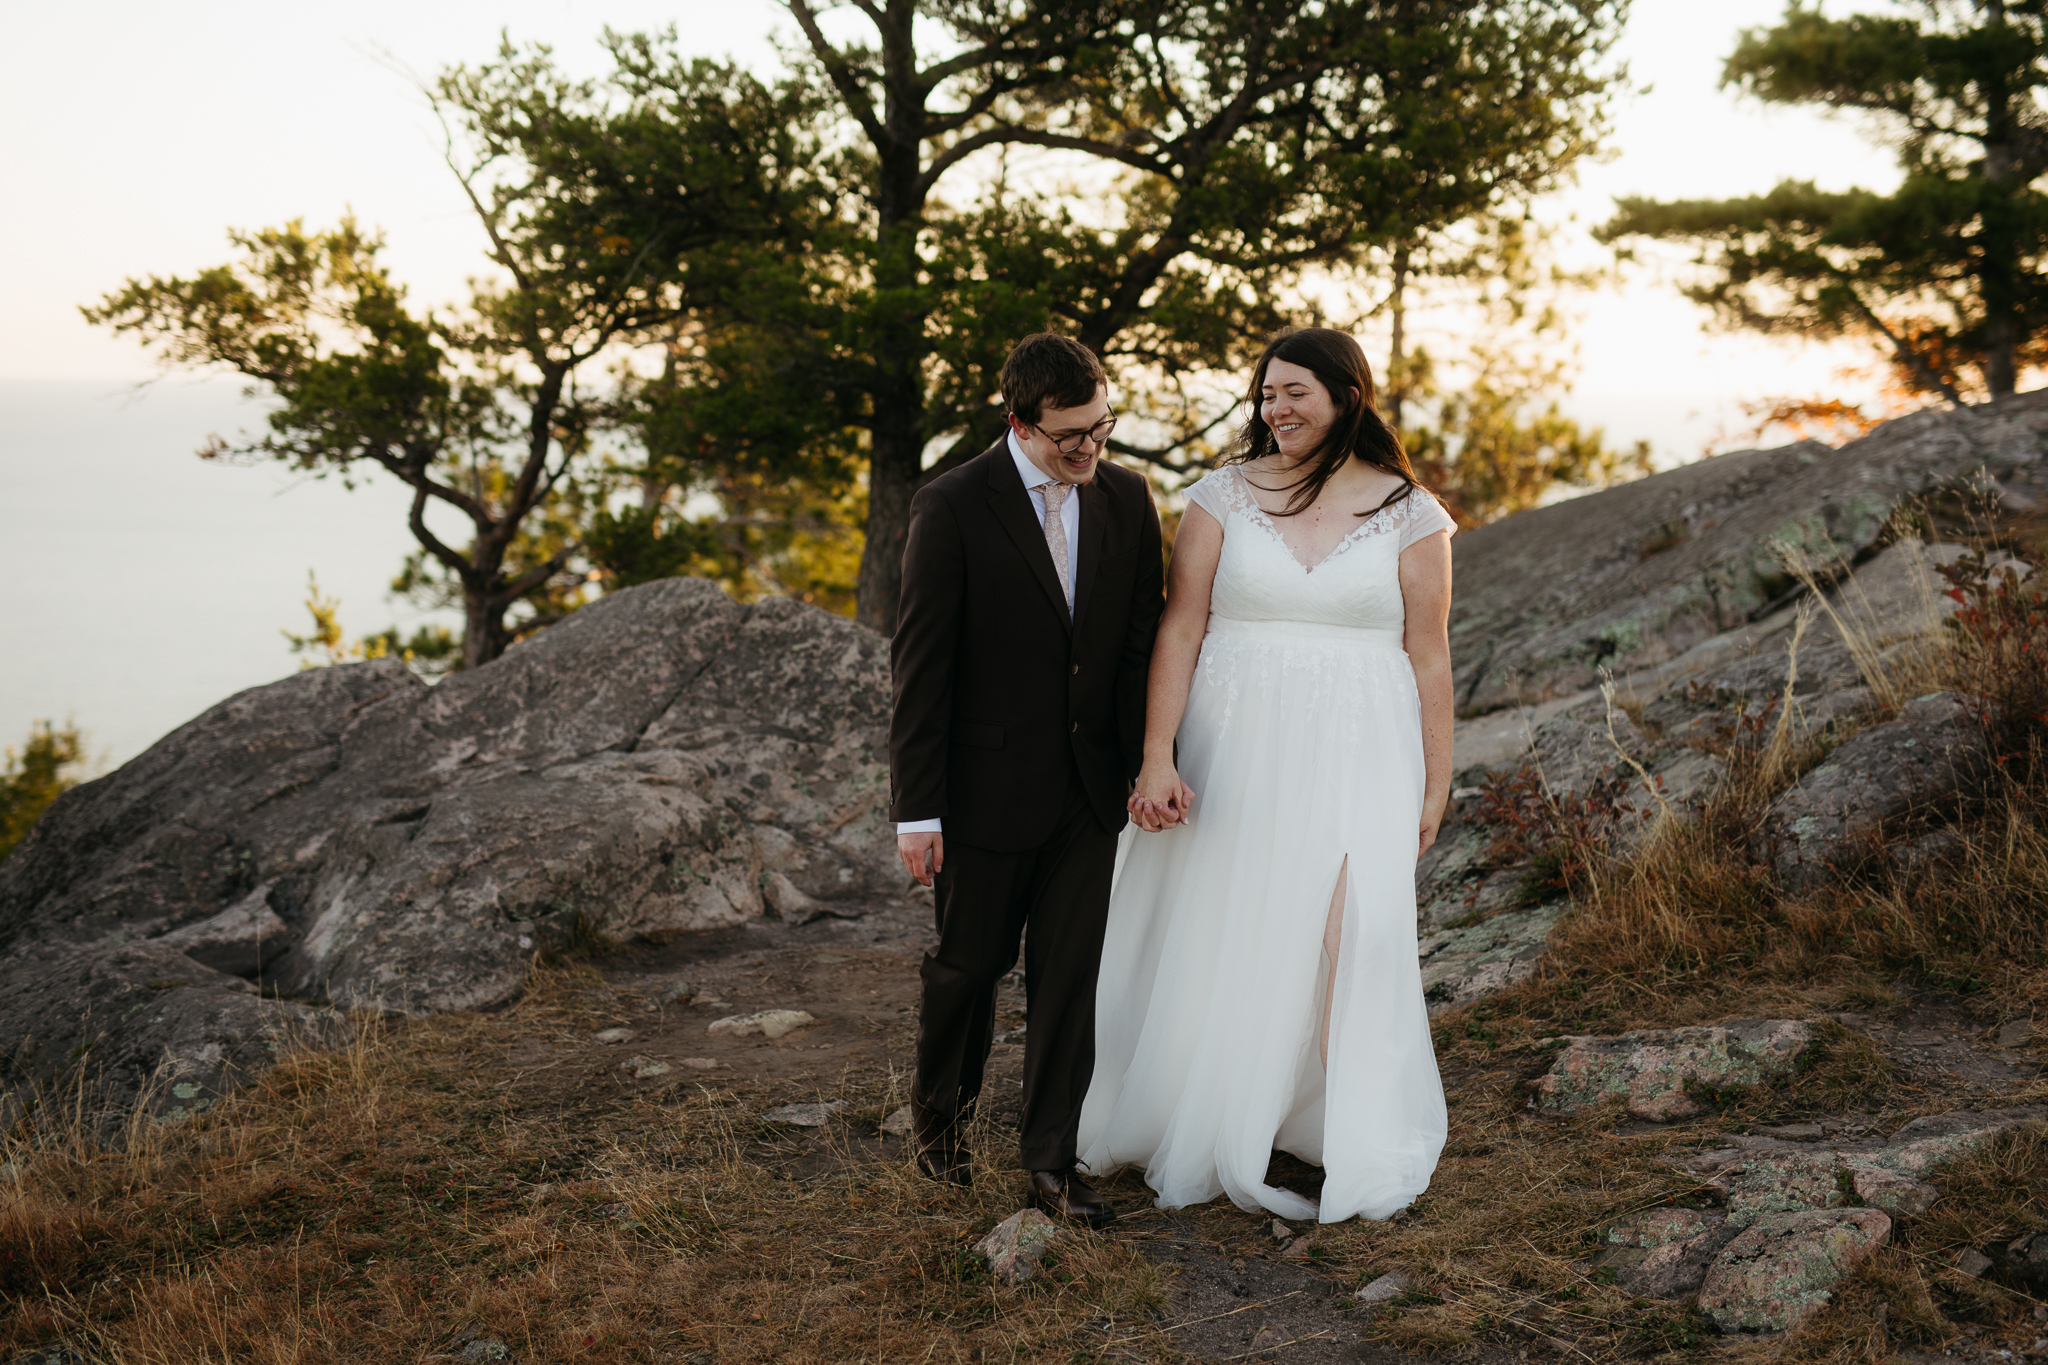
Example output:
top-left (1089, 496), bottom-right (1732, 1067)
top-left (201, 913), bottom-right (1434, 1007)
top-left (1077, 327), bottom-right (1453, 1223)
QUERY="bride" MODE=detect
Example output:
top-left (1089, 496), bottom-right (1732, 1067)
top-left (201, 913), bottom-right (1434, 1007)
top-left (1077, 327), bottom-right (1452, 1223)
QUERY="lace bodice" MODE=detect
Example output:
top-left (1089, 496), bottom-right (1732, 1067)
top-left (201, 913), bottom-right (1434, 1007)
top-left (1185, 466), bottom-right (1455, 638)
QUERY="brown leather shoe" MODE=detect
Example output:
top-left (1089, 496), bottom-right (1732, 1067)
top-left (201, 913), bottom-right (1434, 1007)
top-left (1029, 1168), bottom-right (1116, 1229)
top-left (916, 1141), bottom-right (972, 1187)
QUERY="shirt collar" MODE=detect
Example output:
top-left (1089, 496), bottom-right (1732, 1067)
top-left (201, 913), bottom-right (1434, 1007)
top-left (1008, 428), bottom-right (1061, 493)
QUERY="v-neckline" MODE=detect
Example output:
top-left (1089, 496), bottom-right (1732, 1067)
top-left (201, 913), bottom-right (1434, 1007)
top-left (1231, 466), bottom-right (1407, 574)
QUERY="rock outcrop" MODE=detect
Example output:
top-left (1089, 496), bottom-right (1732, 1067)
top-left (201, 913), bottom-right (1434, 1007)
top-left (1624, 1109), bottom-right (2048, 1329)
top-left (0, 579), bottom-right (899, 1118)
top-left (1697, 1208), bottom-right (1894, 1334)
top-left (1528, 1020), bottom-right (1816, 1122)
top-left (1446, 394), bottom-right (2048, 717)
top-left (1760, 690), bottom-right (1988, 887)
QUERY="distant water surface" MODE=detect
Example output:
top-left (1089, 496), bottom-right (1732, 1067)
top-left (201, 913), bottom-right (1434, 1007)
top-left (1, 377), bottom-right (455, 768)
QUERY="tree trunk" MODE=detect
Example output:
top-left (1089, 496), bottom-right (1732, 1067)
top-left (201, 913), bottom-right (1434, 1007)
top-left (1981, 0), bottom-right (2019, 398)
top-left (848, 2), bottom-right (930, 634)
top-left (858, 409), bottom-right (922, 635)
top-left (852, 213), bottom-right (931, 634)
top-left (1387, 243), bottom-right (1411, 427)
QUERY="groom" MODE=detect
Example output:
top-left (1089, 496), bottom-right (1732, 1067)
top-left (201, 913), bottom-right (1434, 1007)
top-left (889, 332), bottom-right (1164, 1226)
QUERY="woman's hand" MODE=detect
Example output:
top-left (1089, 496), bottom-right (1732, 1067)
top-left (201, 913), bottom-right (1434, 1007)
top-left (1129, 760), bottom-right (1196, 833)
top-left (1418, 791), bottom-right (1448, 855)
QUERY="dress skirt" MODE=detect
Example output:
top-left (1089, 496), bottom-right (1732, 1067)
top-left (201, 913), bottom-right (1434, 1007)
top-left (1077, 616), bottom-right (1448, 1222)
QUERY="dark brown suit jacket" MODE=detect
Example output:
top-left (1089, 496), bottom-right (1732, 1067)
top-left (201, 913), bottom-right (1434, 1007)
top-left (888, 441), bottom-right (1164, 851)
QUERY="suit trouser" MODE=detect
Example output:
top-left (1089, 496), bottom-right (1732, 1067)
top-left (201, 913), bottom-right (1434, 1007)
top-left (912, 774), bottom-right (1119, 1173)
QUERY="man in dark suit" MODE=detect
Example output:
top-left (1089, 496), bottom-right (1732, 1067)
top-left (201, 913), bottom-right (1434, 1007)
top-left (889, 333), bottom-right (1164, 1227)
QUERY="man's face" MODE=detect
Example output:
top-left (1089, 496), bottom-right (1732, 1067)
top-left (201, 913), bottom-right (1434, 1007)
top-left (1010, 386), bottom-right (1112, 486)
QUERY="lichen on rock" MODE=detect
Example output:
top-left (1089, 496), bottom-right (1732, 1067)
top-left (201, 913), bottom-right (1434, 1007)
top-left (1697, 1208), bottom-right (1892, 1333)
top-left (1527, 1019), bottom-right (1815, 1121)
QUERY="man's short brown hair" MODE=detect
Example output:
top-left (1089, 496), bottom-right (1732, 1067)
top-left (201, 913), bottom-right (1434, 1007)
top-left (1000, 333), bottom-right (1108, 425)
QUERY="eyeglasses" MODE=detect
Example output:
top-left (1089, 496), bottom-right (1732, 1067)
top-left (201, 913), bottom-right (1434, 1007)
top-left (1029, 412), bottom-right (1117, 455)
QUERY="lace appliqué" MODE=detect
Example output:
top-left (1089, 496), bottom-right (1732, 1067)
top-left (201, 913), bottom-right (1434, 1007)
top-left (1213, 466), bottom-right (1432, 573)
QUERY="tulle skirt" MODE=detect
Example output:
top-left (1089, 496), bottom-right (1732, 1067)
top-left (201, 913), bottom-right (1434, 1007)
top-left (1077, 619), bottom-right (1447, 1222)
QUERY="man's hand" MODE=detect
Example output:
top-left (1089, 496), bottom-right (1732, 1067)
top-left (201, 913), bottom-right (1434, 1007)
top-left (898, 831), bottom-right (944, 888)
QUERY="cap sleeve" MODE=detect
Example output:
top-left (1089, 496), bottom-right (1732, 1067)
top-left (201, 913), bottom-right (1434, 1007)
top-left (1183, 468), bottom-right (1233, 527)
top-left (1398, 488), bottom-right (1456, 553)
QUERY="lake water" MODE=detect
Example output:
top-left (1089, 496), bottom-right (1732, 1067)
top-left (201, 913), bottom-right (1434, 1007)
top-left (0, 377), bottom-right (455, 768)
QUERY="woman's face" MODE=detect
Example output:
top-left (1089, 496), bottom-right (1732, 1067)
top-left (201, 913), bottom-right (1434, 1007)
top-left (1260, 357), bottom-right (1342, 459)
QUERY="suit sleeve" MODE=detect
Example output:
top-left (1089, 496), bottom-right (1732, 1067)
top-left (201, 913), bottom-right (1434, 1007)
top-left (888, 485), bottom-right (965, 822)
top-left (1116, 479), bottom-right (1166, 780)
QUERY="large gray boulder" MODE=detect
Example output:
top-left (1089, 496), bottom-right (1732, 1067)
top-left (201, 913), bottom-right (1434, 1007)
top-left (1447, 394), bottom-right (2048, 717)
top-left (0, 580), bottom-right (900, 1114)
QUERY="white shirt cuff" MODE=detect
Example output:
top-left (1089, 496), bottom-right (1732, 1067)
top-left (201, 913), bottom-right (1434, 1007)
top-left (896, 818), bottom-right (944, 835)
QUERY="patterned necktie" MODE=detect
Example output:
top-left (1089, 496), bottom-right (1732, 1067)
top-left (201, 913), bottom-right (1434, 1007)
top-left (1036, 480), bottom-right (1071, 609)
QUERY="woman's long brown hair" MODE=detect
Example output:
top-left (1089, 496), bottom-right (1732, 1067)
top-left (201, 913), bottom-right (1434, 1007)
top-left (1227, 327), bottom-right (1417, 518)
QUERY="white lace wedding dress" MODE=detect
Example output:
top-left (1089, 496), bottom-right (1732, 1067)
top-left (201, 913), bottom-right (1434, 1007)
top-left (1077, 465), bottom-right (1452, 1223)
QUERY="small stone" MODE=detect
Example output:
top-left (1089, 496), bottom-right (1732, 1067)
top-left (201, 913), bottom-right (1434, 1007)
top-left (1957, 1248), bottom-right (1994, 1278)
top-left (1250, 1325), bottom-right (1288, 1352)
top-left (1698, 1208), bottom-right (1892, 1334)
top-left (764, 1100), bottom-right (847, 1127)
top-left (590, 1027), bottom-right (638, 1045)
top-left (679, 1057), bottom-right (727, 1071)
top-left (881, 1105), bottom-right (914, 1136)
top-left (460, 1340), bottom-right (512, 1363)
top-left (1270, 1219), bottom-right (1294, 1243)
top-left (1280, 1235), bottom-right (1311, 1260)
top-left (707, 1009), bottom-right (816, 1040)
top-left (1998, 1020), bottom-right (2036, 1049)
top-left (1356, 1271), bottom-right (1412, 1307)
top-left (622, 1054), bottom-right (672, 1080)
top-left (977, 1208), bottom-right (1064, 1286)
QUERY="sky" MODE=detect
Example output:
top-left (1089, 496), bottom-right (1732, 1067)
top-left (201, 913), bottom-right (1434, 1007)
top-left (2, 0), bottom-right (1907, 767)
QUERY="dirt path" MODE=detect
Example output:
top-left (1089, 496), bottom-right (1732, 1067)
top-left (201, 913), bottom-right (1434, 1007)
top-left (483, 903), bottom-right (1457, 1364)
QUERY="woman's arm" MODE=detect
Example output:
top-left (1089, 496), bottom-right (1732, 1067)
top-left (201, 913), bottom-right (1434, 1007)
top-left (1400, 530), bottom-right (1454, 854)
top-left (1130, 502), bottom-right (1224, 831)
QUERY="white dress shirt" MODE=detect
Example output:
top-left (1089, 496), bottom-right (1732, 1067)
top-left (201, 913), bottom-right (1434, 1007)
top-left (896, 432), bottom-right (1081, 836)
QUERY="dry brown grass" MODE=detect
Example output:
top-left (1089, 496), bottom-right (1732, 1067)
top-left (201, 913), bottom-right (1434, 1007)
top-left (1451, 534), bottom-right (2048, 1043)
top-left (0, 985), bottom-right (1167, 1365)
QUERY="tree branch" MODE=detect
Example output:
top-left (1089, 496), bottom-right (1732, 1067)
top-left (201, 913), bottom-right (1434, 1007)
top-left (917, 128), bottom-right (1171, 199)
top-left (499, 543), bottom-right (580, 600)
top-left (406, 483), bottom-right (477, 584)
top-left (1839, 277), bottom-right (1968, 406)
top-left (784, 0), bottom-right (888, 149)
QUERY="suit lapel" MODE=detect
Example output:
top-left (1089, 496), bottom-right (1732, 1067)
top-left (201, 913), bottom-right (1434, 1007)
top-left (1070, 478), bottom-right (1109, 637)
top-left (984, 443), bottom-right (1072, 629)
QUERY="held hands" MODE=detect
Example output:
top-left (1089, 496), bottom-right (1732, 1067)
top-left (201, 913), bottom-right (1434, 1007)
top-left (897, 832), bottom-right (943, 888)
top-left (1128, 760), bottom-right (1196, 833)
